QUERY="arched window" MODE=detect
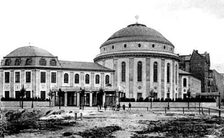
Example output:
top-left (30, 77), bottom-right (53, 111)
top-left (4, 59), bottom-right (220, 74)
top-left (64, 73), bottom-right (69, 83)
top-left (105, 75), bottom-right (110, 85)
top-left (175, 64), bottom-right (178, 84)
top-left (25, 58), bottom-right (32, 65)
top-left (74, 74), bottom-right (79, 84)
top-left (5, 59), bottom-right (11, 66)
top-left (85, 74), bottom-right (90, 84)
top-left (167, 63), bottom-right (170, 83)
top-left (121, 62), bottom-right (126, 82)
top-left (50, 59), bottom-right (57, 66)
top-left (95, 74), bottom-right (100, 84)
top-left (15, 58), bottom-right (21, 65)
top-left (183, 78), bottom-right (187, 87)
top-left (153, 62), bottom-right (158, 82)
top-left (137, 61), bottom-right (142, 82)
top-left (39, 58), bottom-right (46, 66)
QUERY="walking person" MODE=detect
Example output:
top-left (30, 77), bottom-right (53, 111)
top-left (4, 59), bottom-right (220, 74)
top-left (128, 102), bottom-right (131, 110)
top-left (122, 104), bottom-right (125, 110)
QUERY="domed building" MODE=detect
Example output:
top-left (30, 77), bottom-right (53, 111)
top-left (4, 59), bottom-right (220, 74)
top-left (94, 23), bottom-right (180, 100)
top-left (0, 22), bottom-right (201, 107)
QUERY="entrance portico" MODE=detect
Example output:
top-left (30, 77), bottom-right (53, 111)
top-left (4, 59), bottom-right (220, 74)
top-left (53, 86), bottom-right (117, 107)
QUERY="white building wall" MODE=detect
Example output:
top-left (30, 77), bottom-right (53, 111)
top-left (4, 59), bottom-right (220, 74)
top-left (150, 58), bottom-right (162, 99)
top-left (117, 58), bottom-right (130, 98)
top-left (133, 58), bottom-right (146, 99)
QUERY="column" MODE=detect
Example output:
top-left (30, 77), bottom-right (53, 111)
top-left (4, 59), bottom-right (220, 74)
top-left (77, 92), bottom-right (80, 107)
top-left (64, 92), bottom-right (67, 106)
top-left (103, 93), bottom-right (106, 105)
top-left (161, 59), bottom-right (165, 99)
top-left (90, 92), bottom-right (93, 107)
top-left (146, 58), bottom-right (150, 97)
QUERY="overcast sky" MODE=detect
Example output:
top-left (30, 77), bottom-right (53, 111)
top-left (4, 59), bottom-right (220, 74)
top-left (0, 0), bottom-right (224, 72)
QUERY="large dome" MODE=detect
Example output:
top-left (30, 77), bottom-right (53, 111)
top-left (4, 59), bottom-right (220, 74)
top-left (101, 23), bottom-right (173, 47)
top-left (5, 46), bottom-right (55, 57)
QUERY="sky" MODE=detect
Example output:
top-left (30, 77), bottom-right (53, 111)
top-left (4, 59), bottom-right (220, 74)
top-left (0, 0), bottom-right (224, 72)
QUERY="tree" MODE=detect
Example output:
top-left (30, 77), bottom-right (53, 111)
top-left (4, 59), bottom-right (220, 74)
top-left (58, 89), bottom-right (64, 109)
top-left (80, 88), bottom-right (85, 109)
top-left (48, 90), bottom-right (55, 107)
top-left (149, 89), bottom-right (156, 109)
top-left (187, 89), bottom-right (191, 109)
top-left (20, 85), bottom-right (26, 108)
top-left (97, 88), bottom-right (104, 110)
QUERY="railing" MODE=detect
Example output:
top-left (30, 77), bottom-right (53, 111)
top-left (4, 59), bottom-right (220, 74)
top-left (128, 106), bottom-right (223, 117)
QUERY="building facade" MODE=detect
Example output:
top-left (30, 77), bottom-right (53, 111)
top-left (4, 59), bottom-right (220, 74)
top-left (0, 22), bottom-right (203, 106)
top-left (0, 46), bottom-right (116, 106)
top-left (180, 50), bottom-right (210, 92)
top-left (179, 70), bottom-right (201, 99)
top-left (95, 23), bottom-right (182, 100)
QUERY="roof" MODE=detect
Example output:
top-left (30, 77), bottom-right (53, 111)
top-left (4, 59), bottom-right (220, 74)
top-left (101, 23), bottom-right (174, 47)
top-left (5, 46), bottom-right (55, 57)
top-left (59, 60), bottom-right (114, 72)
top-left (179, 69), bottom-right (192, 75)
top-left (180, 55), bottom-right (191, 61)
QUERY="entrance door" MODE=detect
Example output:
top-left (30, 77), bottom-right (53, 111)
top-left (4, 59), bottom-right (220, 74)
top-left (67, 92), bottom-right (77, 106)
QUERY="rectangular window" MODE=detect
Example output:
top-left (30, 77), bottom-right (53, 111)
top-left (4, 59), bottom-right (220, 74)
top-left (41, 72), bottom-right (46, 83)
top-left (51, 72), bottom-right (57, 83)
top-left (4, 91), bottom-right (9, 98)
top-left (26, 71), bottom-right (31, 83)
top-left (15, 91), bottom-right (20, 99)
top-left (5, 72), bottom-right (10, 83)
top-left (15, 72), bottom-right (20, 83)
top-left (26, 91), bottom-right (31, 99)
top-left (41, 91), bottom-right (46, 99)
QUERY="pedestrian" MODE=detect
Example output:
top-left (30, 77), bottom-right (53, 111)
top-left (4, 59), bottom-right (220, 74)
top-left (117, 103), bottom-right (120, 111)
top-left (122, 104), bottom-right (125, 110)
top-left (128, 102), bottom-right (131, 110)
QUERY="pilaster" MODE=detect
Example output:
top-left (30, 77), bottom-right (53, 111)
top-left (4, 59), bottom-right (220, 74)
top-left (146, 58), bottom-right (150, 97)
top-left (161, 59), bottom-right (165, 98)
top-left (129, 57), bottom-right (134, 98)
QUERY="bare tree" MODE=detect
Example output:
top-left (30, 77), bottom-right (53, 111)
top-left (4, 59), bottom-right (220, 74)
top-left (48, 90), bottom-right (55, 107)
top-left (20, 85), bottom-right (26, 109)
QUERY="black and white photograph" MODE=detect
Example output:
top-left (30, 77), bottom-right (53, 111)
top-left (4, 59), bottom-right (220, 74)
top-left (1, 0), bottom-right (224, 137)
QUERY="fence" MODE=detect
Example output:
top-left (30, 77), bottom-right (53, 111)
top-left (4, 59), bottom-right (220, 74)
top-left (127, 106), bottom-right (223, 117)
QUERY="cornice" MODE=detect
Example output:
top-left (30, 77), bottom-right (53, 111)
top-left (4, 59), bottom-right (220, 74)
top-left (94, 52), bottom-right (180, 62)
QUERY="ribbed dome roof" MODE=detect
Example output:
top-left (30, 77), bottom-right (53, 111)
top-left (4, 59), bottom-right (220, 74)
top-left (5, 46), bottom-right (55, 57)
top-left (101, 23), bottom-right (173, 47)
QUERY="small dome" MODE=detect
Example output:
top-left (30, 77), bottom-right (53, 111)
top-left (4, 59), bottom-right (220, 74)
top-left (5, 46), bottom-right (55, 57)
top-left (101, 23), bottom-right (173, 47)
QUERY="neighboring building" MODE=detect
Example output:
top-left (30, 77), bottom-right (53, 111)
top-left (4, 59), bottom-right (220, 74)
top-left (180, 50), bottom-right (210, 92)
top-left (0, 46), bottom-right (116, 107)
top-left (209, 70), bottom-right (224, 99)
top-left (179, 70), bottom-right (201, 99)
top-left (0, 22), bottom-right (203, 106)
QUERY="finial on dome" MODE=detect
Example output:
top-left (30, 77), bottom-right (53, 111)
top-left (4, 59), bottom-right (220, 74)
top-left (28, 42), bottom-right (31, 46)
top-left (135, 15), bottom-right (139, 24)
